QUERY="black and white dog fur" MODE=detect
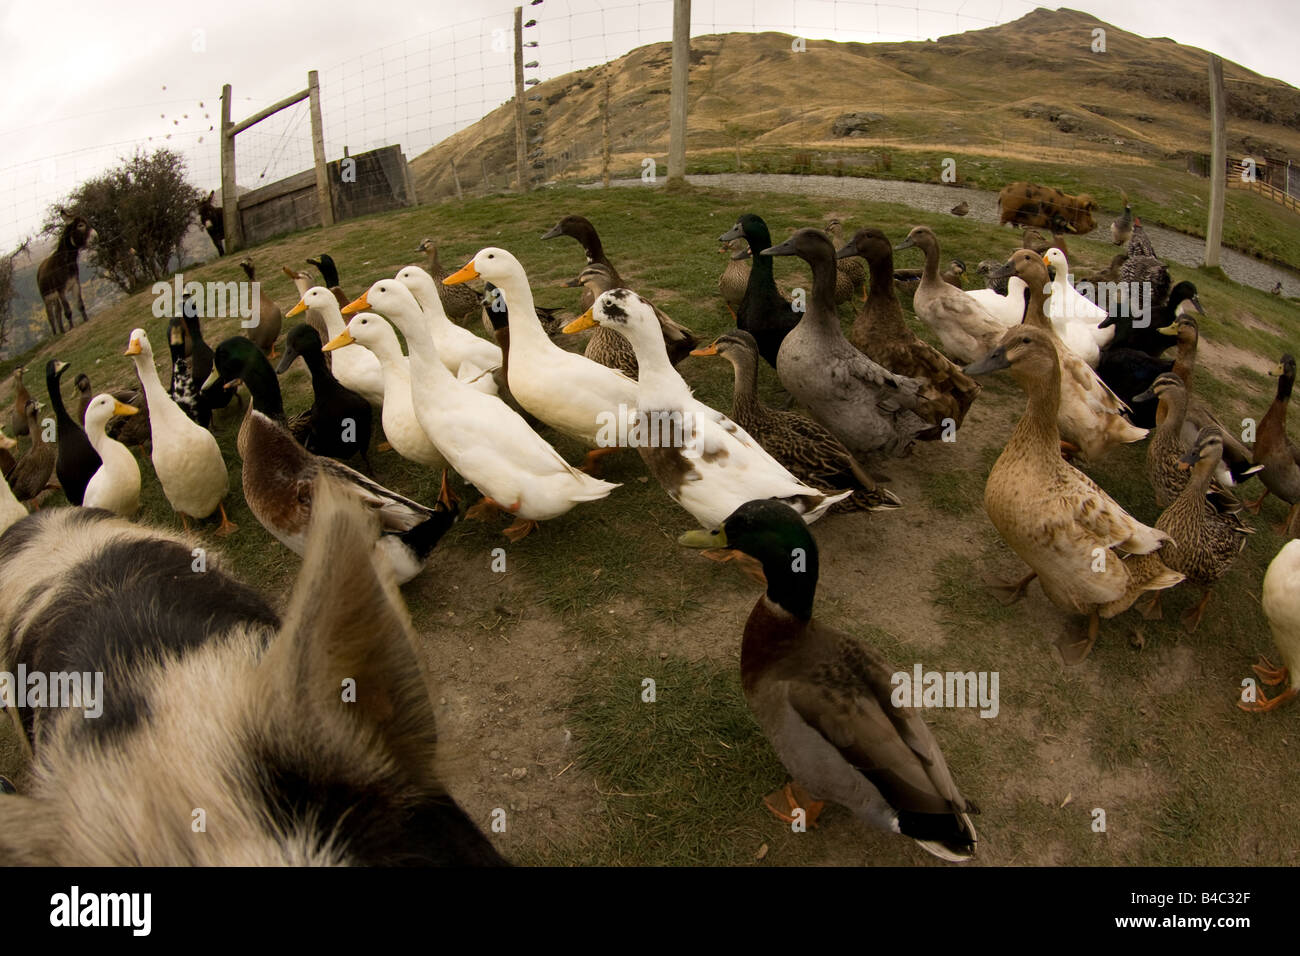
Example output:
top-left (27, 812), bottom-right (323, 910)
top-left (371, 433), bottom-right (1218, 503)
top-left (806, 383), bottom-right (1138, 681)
top-left (0, 478), bottom-right (504, 865)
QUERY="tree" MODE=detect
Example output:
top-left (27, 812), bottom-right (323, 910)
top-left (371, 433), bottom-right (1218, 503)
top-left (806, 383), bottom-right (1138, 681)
top-left (0, 240), bottom-right (22, 354)
top-left (43, 148), bottom-right (201, 294)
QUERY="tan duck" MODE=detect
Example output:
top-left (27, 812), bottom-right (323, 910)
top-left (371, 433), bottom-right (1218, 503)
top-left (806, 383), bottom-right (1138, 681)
top-left (1147, 427), bottom-right (1252, 631)
top-left (417, 238), bottom-right (481, 323)
top-left (995, 250), bottom-right (1146, 461)
top-left (718, 238), bottom-right (751, 314)
top-left (9, 367), bottom-right (31, 438)
top-left (964, 326), bottom-right (1183, 664)
top-left (1245, 354), bottom-right (1300, 534)
top-left (564, 263), bottom-right (697, 378)
top-left (1135, 373), bottom-right (1241, 512)
top-left (1240, 539), bottom-right (1300, 712)
top-left (679, 499), bottom-right (978, 862)
top-left (824, 218), bottom-right (865, 303)
top-left (238, 258), bottom-right (284, 360)
top-left (836, 227), bottom-right (981, 431)
top-left (1162, 314), bottom-right (1260, 485)
top-left (540, 214), bottom-right (621, 311)
top-left (896, 227), bottom-right (1001, 363)
top-left (7, 400), bottom-right (56, 507)
top-left (691, 331), bottom-right (901, 513)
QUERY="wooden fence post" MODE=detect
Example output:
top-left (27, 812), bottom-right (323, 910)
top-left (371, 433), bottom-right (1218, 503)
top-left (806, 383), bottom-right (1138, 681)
top-left (1206, 54), bottom-right (1226, 268)
top-left (308, 70), bottom-right (335, 228)
top-left (220, 83), bottom-right (243, 253)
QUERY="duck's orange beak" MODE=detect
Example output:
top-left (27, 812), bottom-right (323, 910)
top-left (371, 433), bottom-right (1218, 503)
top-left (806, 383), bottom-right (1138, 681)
top-left (443, 261), bottom-right (478, 285)
top-left (341, 292), bottom-right (369, 315)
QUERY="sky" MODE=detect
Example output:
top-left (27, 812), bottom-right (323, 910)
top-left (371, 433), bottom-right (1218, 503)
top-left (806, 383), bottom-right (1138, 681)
top-left (1, 0), bottom-right (1294, 249)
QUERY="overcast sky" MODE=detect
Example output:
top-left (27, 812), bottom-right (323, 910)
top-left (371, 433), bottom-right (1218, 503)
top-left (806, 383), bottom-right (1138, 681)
top-left (1, 0), bottom-right (1294, 249)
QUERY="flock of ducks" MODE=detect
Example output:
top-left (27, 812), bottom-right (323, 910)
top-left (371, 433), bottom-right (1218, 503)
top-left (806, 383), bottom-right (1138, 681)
top-left (1, 198), bottom-right (1298, 864)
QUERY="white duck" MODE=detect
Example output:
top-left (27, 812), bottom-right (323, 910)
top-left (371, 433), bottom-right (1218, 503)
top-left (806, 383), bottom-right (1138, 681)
top-left (82, 393), bottom-right (141, 517)
top-left (896, 227), bottom-right (1006, 364)
top-left (394, 265), bottom-right (504, 380)
top-left (444, 247), bottom-right (639, 468)
top-left (1043, 248), bottom-right (1113, 362)
top-left (566, 289), bottom-right (850, 528)
top-left (125, 329), bottom-right (235, 534)
top-left (1242, 539), bottom-right (1300, 712)
top-left (342, 280), bottom-right (619, 541)
top-left (286, 287), bottom-right (386, 405)
top-left (324, 313), bottom-right (447, 471)
top-left (964, 276), bottom-right (1029, 329)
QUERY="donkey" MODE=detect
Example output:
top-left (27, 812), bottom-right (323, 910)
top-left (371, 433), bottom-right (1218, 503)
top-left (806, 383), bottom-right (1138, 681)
top-left (197, 190), bottom-right (225, 256)
top-left (0, 476), bottom-right (505, 866)
top-left (36, 213), bottom-right (93, 336)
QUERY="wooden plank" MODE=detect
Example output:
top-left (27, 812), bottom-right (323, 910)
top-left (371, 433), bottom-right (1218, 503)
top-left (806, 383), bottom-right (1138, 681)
top-left (307, 71), bottom-right (335, 227)
top-left (229, 88), bottom-right (309, 138)
top-left (220, 83), bottom-right (243, 253)
top-left (1205, 54), bottom-right (1226, 268)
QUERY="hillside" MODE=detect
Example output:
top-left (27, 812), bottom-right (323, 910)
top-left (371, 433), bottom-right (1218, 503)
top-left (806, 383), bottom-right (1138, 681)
top-left (410, 7), bottom-right (1300, 201)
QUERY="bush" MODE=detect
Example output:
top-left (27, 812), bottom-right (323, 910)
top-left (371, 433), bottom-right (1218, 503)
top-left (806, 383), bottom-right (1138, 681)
top-left (43, 148), bottom-right (201, 294)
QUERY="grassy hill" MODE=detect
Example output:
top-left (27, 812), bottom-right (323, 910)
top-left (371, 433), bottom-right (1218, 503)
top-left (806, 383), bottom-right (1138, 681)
top-left (410, 7), bottom-right (1300, 264)
top-left (1, 183), bottom-right (1297, 866)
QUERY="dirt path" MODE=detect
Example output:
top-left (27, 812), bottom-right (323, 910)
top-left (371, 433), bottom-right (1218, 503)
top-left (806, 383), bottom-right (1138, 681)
top-left (592, 172), bottom-right (1300, 294)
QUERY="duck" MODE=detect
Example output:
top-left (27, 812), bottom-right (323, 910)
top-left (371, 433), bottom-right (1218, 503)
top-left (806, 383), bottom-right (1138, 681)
top-left (393, 265), bottom-right (505, 382)
top-left (564, 263), bottom-right (697, 378)
top-left (1099, 280), bottom-right (1204, 357)
top-left (1240, 539), bottom-right (1300, 712)
top-left (6, 400), bottom-right (56, 508)
top-left (566, 292), bottom-right (849, 528)
top-left (767, 228), bottom-right (932, 457)
top-left (974, 259), bottom-right (1009, 296)
top-left (275, 324), bottom-right (373, 470)
top-left (125, 329), bottom-right (235, 534)
top-left (281, 266), bottom-right (335, 347)
top-left (835, 227), bottom-right (981, 429)
top-left (81, 394), bottom-right (142, 517)
top-left (1272, 281), bottom-right (1284, 297)
top-left (74, 373), bottom-right (150, 453)
top-left (1110, 193), bottom-right (1133, 246)
top-left (1119, 218), bottom-right (1171, 312)
top-left (718, 237), bottom-right (751, 315)
top-left (286, 287), bottom-right (386, 406)
top-left (305, 253), bottom-right (350, 309)
top-left (340, 281), bottom-right (619, 541)
top-left (678, 498), bottom-right (978, 861)
top-left (324, 313), bottom-right (447, 471)
top-left (1079, 253), bottom-right (1128, 287)
top-left (990, 251), bottom-right (1147, 461)
top-left (963, 326), bottom-right (1183, 663)
top-left (1097, 346), bottom-right (1172, 429)
top-left (963, 276), bottom-right (1029, 329)
top-left (46, 360), bottom-right (99, 506)
top-left (892, 259), bottom-right (966, 291)
top-left (1134, 373), bottom-right (1239, 508)
top-left (416, 238), bottom-right (481, 324)
top-left (690, 331), bottom-right (901, 513)
top-left (9, 367), bottom-right (31, 437)
top-left (540, 214), bottom-right (621, 310)
top-left (238, 258), bottom-right (284, 359)
top-left (824, 218), bottom-right (866, 303)
top-left (1244, 354), bottom-right (1300, 534)
top-left (1147, 427), bottom-right (1253, 631)
top-left (179, 299), bottom-right (234, 427)
top-left (479, 283), bottom-right (549, 432)
top-left (718, 213), bottom-right (801, 369)
top-left (0, 429), bottom-right (14, 481)
top-left (442, 247), bottom-right (639, 471)
top-left (950, 201), bottom-right (970, 217)
top-left (0, 439), bottom-right (23, 531)
top-left (168, 317), bottom-right (198, 421)
top-left (1021, 228), bottom-right (1069, 258)
top-left (1161, 314), bottom-right (1260, 484)
top-left (205, 335), bottom-right (457, 578)
top-left (895, 227), bottom-right (1004, 364)
top-left (1042, 248), bottom-right (1112, 358)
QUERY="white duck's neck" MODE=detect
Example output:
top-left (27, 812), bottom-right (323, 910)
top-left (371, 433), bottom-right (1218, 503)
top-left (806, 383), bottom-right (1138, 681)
top-left (367, 335), bottom-right (411, 389)
top-left (493, 271), bottom-right (551, 351)
top-left (131, 348), bottom-right (177, 426)
top-left (319, 302), bottom-right (345, 339)
top-left (85, 418), bottom-right (131, 467)
top-left (408, 277), bottom-right (456, 332)
top-left (626, 328), bottom-right (687, 410)
top-left (388, 306), bottom-right (456, 389)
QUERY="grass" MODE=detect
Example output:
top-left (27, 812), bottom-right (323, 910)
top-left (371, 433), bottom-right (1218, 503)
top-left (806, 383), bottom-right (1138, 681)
top-left (3, 181), bottom-right (1300, 867)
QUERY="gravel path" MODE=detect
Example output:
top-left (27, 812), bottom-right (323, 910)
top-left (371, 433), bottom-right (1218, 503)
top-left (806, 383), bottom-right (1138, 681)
top-left (591, 172), bottom-right (1299, 295)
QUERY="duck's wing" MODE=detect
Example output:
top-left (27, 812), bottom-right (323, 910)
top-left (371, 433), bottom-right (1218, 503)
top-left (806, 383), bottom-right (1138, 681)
top-left (317, 455), bottom-right (433, 532)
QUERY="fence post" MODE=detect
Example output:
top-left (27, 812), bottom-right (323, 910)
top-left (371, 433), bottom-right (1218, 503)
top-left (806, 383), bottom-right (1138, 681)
top-left (601, 76), bottom-right (611, 188)
top-left (513, 7), bottom-right (528, 192)
top-left (308, 70), bottom-right (335, 228)
top-left (1205, 55), bottom-right (1226, 268)
top-left (450, 158), bottom-right (464, 200)
top-left (667, 0), bottom-right (690, 185)
top-left (220, 83), bottom-right (243, 253)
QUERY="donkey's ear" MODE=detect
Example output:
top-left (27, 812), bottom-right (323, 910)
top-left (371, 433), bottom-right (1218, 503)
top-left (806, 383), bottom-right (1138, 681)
top-left (264, 475), bottom-right (440, 783)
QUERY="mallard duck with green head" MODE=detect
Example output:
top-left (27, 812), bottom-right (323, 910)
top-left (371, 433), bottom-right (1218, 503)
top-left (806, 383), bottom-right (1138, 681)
top-left (681, 499), bottom-right (979, 862)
